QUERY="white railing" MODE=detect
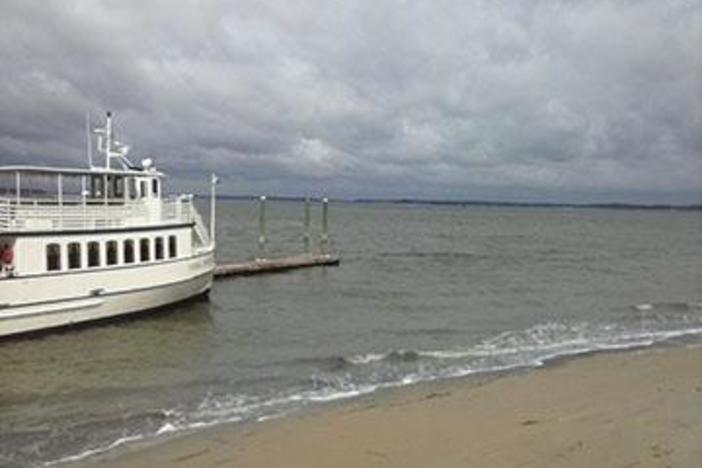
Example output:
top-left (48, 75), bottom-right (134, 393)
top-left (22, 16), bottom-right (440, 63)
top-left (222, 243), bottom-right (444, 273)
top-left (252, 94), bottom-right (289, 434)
top-left (0, 198), bottom-right (10, 231)
top-left (0, 196), bottom-right (196, 232)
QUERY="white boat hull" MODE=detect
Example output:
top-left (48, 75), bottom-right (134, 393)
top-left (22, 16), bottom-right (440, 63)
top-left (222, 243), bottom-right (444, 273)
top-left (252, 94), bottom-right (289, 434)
top-left (0, 251), bottom-right (214, 338)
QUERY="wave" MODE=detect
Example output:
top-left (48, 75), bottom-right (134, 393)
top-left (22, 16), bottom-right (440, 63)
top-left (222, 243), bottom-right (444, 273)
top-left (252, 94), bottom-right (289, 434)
top-left (350, 327), bottom-right (702, 367)
top-left (377, 326), bottom-right (469, 337)
top-left (287, 355), bottom-right (355, 371)
top-left (378, 251), bottom-right (479, 260)
top-left (290, 349), bottom-right (423, 370)
top-left (633, 301), bottom-right (702, 312)
top-left (40, 302), bottom-right (702, 467)
top-left (347, 348), bottom-right (474, 364)
top-left (166, 315), bottom-right (702, 436)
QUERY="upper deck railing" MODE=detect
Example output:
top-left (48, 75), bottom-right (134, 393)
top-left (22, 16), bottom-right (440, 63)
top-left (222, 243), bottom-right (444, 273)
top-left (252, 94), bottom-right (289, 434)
top-left (0, 112), bottom-right (216, 247)
top-left (0, 195), bottom-right (196, 232)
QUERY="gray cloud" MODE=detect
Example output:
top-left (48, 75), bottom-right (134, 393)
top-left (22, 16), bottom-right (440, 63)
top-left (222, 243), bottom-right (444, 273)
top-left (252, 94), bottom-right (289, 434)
top-left (0, 0), bottom-right (700, 203)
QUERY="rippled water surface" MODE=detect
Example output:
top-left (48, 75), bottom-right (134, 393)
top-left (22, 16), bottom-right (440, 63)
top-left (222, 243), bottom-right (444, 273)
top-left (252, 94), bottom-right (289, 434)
top-left (1, 202), bottom-right (701, 466)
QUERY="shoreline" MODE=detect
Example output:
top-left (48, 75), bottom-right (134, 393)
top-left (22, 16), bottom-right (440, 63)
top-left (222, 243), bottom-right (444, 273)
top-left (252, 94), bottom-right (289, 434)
top-left (80, 344), bottom-right (702, 468)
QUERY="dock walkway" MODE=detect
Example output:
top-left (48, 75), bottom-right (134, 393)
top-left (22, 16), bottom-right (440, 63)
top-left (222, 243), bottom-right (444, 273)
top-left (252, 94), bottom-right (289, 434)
top-left (214, 253), bottom-right (340, 278)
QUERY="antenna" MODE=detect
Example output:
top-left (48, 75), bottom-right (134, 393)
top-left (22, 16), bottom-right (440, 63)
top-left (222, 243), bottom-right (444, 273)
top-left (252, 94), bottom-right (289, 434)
top-left (85, 112), bottom-right (93, 168)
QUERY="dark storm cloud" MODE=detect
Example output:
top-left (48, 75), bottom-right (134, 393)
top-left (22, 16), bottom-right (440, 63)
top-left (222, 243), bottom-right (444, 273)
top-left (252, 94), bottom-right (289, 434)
top-left (0, 0), bottom-right (700, 202)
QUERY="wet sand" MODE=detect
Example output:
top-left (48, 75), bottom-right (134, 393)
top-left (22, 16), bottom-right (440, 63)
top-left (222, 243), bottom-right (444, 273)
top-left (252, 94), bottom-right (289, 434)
top-left (86, 346), bottom-right (702, 468)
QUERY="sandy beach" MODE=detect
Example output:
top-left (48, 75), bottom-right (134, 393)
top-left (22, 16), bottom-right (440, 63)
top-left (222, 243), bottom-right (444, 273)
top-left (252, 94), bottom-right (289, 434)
top-left (83, 345), bottom-right (702, 468)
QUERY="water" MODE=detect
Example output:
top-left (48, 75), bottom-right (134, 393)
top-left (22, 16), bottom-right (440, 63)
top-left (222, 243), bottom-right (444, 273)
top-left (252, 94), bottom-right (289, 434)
top-left (1, 202), bottom-right (700, 467)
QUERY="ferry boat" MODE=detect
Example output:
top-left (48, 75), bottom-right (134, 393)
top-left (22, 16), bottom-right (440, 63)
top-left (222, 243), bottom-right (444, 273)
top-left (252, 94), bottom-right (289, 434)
top-left (0, 112), bottom-right (217, 338)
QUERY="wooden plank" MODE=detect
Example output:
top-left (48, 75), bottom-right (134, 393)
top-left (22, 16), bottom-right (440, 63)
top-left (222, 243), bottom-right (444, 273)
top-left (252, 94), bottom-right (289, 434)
top-left (214, 253), bottom-right (340, 278)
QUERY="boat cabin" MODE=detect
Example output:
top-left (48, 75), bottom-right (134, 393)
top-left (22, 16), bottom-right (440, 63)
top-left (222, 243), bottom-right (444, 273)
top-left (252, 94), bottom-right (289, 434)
top-left (0, 165), bottom-right (163, 206)
top-left (0, 113), bottom-right (209, 279)
top-left (0, 166), bottom-right (200, 279)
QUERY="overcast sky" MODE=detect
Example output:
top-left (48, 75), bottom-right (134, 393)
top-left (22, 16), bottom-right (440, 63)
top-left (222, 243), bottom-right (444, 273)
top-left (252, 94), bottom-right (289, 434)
top-left (1, 0), bottom-right (700, 203)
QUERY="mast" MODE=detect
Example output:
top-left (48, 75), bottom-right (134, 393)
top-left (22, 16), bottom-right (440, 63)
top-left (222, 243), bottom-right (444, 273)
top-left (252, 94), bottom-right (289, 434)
top-left (105, 111), bottom-right (113, 169)
top-left (86, 112), bottom-right (93, 168)
top-left (93, 111), bottom-right (133, 170)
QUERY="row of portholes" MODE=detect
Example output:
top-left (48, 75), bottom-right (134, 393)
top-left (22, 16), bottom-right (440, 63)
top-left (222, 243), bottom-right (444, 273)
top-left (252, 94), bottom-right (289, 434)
top-left (46, 235), bottom-right (177, 272)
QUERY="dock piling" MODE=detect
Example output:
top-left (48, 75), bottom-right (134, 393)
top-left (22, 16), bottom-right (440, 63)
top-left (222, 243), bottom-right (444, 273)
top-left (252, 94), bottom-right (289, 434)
top-left (258, 195), bottom-right (267, 259)
top-left (321, 197), bottom-right (329, 253)
top-left (303, 197), bottom-right (311, 253)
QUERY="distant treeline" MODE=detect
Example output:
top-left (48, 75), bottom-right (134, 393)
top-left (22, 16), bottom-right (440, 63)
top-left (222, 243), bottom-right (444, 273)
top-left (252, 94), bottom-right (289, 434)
top-left (198, 194), bottom-right (702, 211)
top-left (349, 198), bottom-right (702, 211)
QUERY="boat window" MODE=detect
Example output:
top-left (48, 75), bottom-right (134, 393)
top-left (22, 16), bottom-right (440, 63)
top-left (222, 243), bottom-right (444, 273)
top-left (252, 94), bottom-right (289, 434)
top-left (110, 176), bottom-right (124, 199)
top-left (88, 241), bottom-right (100, 268)
top-left (128, 178), bottom-right (137, 200)
top-left (0, 172), bottom-right (14, 197)
top-left (124, 240), bottom-right (135, 264)
top-left (90, 175), bottom-right (104, 198)
top-left (155, 237), bottom-right (164, 260)
top-left (62, 174), bottom-right (84, 203)
top-left (46, 243), bottom-right (61, 271)
top-left (140, 238), bottom-right (150, 262)
top-left (106, 240), bottom-right (118, 266)
top-left (168, 235), bottom-right (177, 258)
top-left (152, 179), bottom-right (159, 197)
top-left (140, 181), bottom-right (147, 199)
top-left (68, 242), bottom-right (81, 269)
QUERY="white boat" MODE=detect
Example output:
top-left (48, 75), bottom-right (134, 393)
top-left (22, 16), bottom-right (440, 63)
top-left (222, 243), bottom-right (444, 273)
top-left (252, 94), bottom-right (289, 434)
top-left (0, 112), bottom-right (217, 338)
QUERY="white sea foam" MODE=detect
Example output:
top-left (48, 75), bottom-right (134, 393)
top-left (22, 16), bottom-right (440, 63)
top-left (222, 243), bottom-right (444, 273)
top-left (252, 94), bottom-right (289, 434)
top-left (257, 412), bottom-right (288, 422)
top-left (44, 433), bottom-right (145, 466)
top-left (155, 422), bottom-right (177, 435)
top-left (418, 349), bottom-right (491, 359)
top-left (347, 353), bottom-right (386, 364)
top-left (306, 385), bottom-right (377, 402)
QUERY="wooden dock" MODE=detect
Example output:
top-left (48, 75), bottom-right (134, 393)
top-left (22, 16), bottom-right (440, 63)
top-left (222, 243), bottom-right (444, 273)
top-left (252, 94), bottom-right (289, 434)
top-left (214, 253), bottom-right (340, 279)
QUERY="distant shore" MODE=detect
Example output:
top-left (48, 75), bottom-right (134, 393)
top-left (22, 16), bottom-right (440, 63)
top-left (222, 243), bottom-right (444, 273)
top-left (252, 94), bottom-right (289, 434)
top-left (203, 194), bottom-right (702, 211)
top-left (85, 345), bottom-right (702, 468)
